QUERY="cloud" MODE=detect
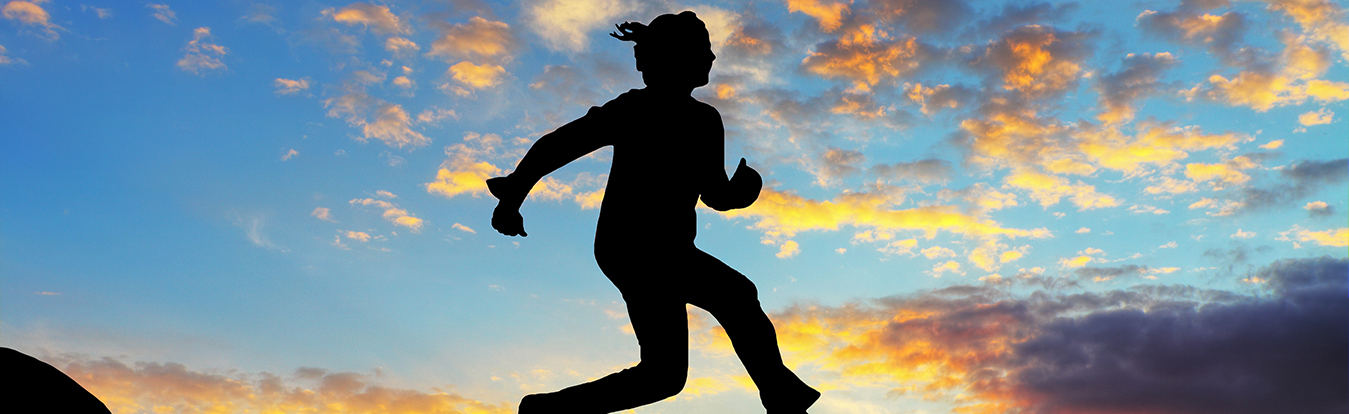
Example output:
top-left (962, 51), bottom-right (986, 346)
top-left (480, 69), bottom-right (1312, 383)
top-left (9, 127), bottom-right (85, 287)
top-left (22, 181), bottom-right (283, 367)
top-left (322, 2), bottom-right (409, 35)
top-left (961, 1), bottom-right (1078, 40)
top-left (1257, 0), bottom-right (1349, 60)
top-left (361, 104), bottom-right (429, 148)
top-left (426, 132), bottom-right (507, 199)
top-left (871, 158), bottom-right (952, 185)
top-left (976, 25), bottom-right (1094, 99)
top-left (0, 44), bottom-right (26, 66)
top-left (525, 0), bottom-right (633, 52)
top-left (1259, 139), bottom-right (1283, 149)
top-left (80, 4), bottom-right (112, 19)
top-left (1277, 225), bottom-right (1348, 247)
top-left (451, 223), bottom-right (476, 234)
top-left (786, 0), bottom-right (851, 32)
top-left (1298, 108), bottom-right (1334, 126)
top-left (350, 198), bottom-right (424, 232)
top-left (449, 61), bottom-right (506, 89)
top-left (427, 16), bottom-right (514, 63)
top-left (312, 207), bottom-right (335, 222)
top-left (1184, 155), bottom-right (1257, 185)
top-left (776, 240), bottom-right (801, 258)
top-left (322, 88), bottom-right (429, 149)
top-left (1212, 158), bottom-right (1348, 215)
top-left (714, 186), bottom-right (1051, 245)
top-left (146, 3), bottom-right (177, 26)
top-left (869, 0), bottom-right (973, 35)
top-left (4, 1), bottom-right (62, 40)
top-left (1094, 52), bottom-right (1180, 123)
top-left (178, 27), bottom-right (228, 75)
top-left (1128, 204), bottom-right (1170, 214)
top-left (768, 257), bottom-right (1347, 414)
top-left (280, 149), bottom-right (298, 161)
top-left (345, 231), bottom-right (372, 242)
top-left (920, 245), bottom-right (957, 259)
top-left (1231, 228), bottom-right (1256, 239)
top-left (1003, 168), bottom-right (1119, 210)
top-left (1136, 9), bottom-right (1245, 61)
top-left (1304, 200), bottom-right (1334, 217)
top-left (1186, 34), bottom-right (1349, 111)
top-left (273, 78), bottom-right (310, 95)
top-left (385, 36), bottom-right (419, 56)
top-left (904, 83), bottom-right (977, 116)
top-left (38, 355), bottom-right (514, 414)
top-left (1076, 227), bottom-right (1090, 233)
top-left (801, 25), bottom-right (932, 92)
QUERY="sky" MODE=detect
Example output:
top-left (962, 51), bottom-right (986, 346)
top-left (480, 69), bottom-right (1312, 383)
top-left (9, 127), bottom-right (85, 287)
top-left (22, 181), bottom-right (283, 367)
top-left (1, 0), bottom-right (1346, 413)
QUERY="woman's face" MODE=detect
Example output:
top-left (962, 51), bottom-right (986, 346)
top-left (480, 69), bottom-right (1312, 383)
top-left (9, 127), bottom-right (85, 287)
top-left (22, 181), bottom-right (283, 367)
top-left (641, 47), bottom-right (715, 89)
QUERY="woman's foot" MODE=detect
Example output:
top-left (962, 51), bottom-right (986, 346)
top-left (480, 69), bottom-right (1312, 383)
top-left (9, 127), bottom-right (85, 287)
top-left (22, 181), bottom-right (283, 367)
top-left (763, 383), bottom-right (820, 413)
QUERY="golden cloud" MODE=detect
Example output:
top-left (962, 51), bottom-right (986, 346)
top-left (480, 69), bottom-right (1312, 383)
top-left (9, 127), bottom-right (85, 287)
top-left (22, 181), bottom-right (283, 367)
top-left (449, 61), bottom-right (507, 89)
top-left (1190, 35), bottom-right (1349, 111)
top-left (526, 0), bottom-right (632, 52)
top-left (1184, 156), bottom-right (1257, 185)
top-left (350, 198), bottom-right (424, 232)
top-left (1002, 168), bottom-right (1119, 210)
top-left (715, 187), bottom-right (1051, 243)
top-left (1298, 108), bottom-right (1334, 126)
top-left (1259, 0), bottom-right (1349, 60)
top-left (323, 2), bottom-right (410, 35)
top-left (360, 103), bottom-right (429, 148)
top-left (1277, 225), bottom-right (1349, 247)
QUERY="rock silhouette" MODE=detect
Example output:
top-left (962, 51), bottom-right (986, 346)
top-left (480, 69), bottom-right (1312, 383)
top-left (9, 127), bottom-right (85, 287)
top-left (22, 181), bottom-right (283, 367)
top-left (488, 11), bottom-right (819, 414)
top-left (3, 347), bottom-right (111, 413)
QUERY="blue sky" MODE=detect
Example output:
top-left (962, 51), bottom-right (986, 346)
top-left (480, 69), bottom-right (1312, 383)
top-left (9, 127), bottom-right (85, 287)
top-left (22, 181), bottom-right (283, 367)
top-left (2, 1), bottom-right (1346, 413)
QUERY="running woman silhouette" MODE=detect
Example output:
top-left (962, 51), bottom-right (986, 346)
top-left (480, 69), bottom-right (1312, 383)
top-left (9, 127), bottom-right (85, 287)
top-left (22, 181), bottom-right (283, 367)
top-left (486, 11), bottom-right (820, 414)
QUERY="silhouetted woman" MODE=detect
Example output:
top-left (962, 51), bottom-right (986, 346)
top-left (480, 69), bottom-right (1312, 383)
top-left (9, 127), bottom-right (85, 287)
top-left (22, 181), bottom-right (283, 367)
top-left (487, 11), bottom-right (820, 414)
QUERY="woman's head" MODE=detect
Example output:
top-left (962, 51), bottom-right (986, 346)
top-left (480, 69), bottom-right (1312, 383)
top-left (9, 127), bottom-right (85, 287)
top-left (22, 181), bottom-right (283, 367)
top-left (611, 11), bottom-right (715, 90)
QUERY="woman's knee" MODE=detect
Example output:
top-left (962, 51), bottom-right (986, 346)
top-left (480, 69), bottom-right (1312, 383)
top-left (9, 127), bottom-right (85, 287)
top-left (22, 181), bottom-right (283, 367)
top-left (633, 361), bottom-right (687, 398)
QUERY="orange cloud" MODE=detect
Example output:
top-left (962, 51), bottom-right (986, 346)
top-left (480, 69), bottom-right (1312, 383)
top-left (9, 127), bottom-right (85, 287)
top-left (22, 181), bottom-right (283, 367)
top-left (43, 354), bottom-right (513, 414)
top-left (785, 0), bottom-right (851, 32)
top-left (526, 0), bottom-right (632, 52)
top-left (802, 25), bottom-right (926, 91)
top-left (427, 17), bottom-right (514, 62)
top-left (177, 27), bottom-right (228, 75)
top-left (385, 36), bottom-right (419, 56)
top-left (3, 0), bottom-right (61, 39)
top-left (981, 25), bottom-right (1091, 99)
top-left (323, 2), bottom-right (409, 35)
top-left (1075, 121), bottom-right (1247, 176)
top-left (427, 132), bottom-right (507, 199)
top-left (274, 78), bottom-right (310, 95)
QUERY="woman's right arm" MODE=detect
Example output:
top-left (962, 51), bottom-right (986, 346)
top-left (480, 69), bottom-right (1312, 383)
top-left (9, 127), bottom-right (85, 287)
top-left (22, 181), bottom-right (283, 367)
top-left (488, 106), bottom-right (613, 236)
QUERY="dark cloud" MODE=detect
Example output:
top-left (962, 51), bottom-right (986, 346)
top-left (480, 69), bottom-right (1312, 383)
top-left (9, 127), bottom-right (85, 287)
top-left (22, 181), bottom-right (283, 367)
top-left (775, 257), bottom-right (1346, 414)
top-left (1072, 264), bottom-right (1146, 281)
top-left (973, 25), bottom-right (1096, 100)
top-left (1136, 9), bottom-right (1246, 63)
top-left (959, 2), bottom-right (1079, 41)
top-left (871, 158), bottom-right (954, 184)
top-left (1015, 257), bottom-right (1347, 414)
top-left (870, 0), bottom-right (974, 35)
top-left (1231, 158), bottom-right (1348, 214)
top-left (1094, 52), bottom-right (1180, 123)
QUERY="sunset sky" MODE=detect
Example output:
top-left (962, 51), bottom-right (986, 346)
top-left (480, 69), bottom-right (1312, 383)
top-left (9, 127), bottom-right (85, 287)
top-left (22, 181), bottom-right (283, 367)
top-left (1, 0), bottom-right (1346, 413)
